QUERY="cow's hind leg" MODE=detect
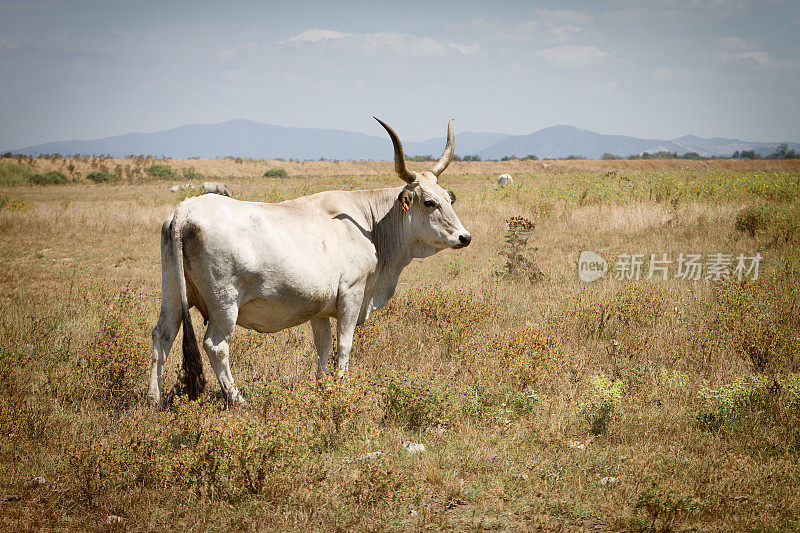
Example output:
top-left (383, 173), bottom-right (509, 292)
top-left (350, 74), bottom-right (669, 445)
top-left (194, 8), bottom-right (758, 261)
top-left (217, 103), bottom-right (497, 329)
top-left (311, 317), bottom-right (333, 379)
top-left (148, 304), bottom-right (181, 405)
top-left (202, 307), bottom-right (245, 406)
top-left (149, 217), bottom-right (182, 406)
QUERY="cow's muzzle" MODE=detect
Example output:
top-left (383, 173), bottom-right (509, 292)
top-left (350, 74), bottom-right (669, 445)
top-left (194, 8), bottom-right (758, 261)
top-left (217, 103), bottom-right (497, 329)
top-left (454, 232), bottom-right (471, 248)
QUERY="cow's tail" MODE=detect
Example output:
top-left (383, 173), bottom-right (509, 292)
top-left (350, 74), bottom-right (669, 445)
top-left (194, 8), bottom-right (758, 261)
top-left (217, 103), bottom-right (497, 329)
top-left (171, 205), bottom-right (206, 401)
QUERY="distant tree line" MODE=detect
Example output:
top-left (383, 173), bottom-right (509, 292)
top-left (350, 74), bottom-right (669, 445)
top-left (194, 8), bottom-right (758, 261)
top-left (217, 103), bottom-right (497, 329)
top-left (407, 154), bottom-right (485, 162)
top-left (5, 142), bottom-right (796, 163)
top-left (408, 146), bottom-right (797, 162)
top-left (732, 144), bottom-right (797, 160)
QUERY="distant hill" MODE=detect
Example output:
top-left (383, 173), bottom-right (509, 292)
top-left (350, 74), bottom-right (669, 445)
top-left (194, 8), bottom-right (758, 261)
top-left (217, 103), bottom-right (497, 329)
top-left (477, 126), bottom-right (800, 159)
top-left (7, 119), bottom-right (798, 160)
top-left (477, 125), bottom-right (687, 159)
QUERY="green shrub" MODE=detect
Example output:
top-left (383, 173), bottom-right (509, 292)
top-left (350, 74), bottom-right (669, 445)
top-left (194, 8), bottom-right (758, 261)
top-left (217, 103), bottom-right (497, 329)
top-left (86, 171), bottom-right (116, 183)
top-left (146, 163), bottom-right (178, 179)
top-left (376, 371), bottom-right (450, 430)
top-left (264, 167), bottom-right (288, 178)
top-left (578, 375), bottom-right (624, 435)
top-left (734, 206), bottom-right (767, 238)
top-left (697, 373), bottom-right (800, 431)
top-left (0, 193), bottom-right (7, 209)
top-left (182, 168), bottom-right (205, 181)
top-left (0, 161), bottom-right (36, 185)
top-left (175, 186), bottom-right (204, 201)
top-left (635, 478), bottom-right (705, 533)
top-left (461, 384), bottom-right (538, 421)
top-left (503, 386), bottom-right (539, 415)
top-left (30, 171), bottom-right (68, 185)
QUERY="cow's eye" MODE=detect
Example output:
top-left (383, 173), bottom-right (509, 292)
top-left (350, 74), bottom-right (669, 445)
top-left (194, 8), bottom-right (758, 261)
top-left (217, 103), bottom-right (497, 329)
top-left (423, 199), bottom-right (437, 208)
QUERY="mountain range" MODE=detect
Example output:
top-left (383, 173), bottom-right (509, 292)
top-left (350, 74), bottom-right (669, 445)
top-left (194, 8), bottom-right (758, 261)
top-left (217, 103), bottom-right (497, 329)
top-left (7, 119), bottom-right (798, 160)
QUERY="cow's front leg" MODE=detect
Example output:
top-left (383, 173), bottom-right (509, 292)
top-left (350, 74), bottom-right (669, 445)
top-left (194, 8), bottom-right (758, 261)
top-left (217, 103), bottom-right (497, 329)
top-left (335, 290), bottom-right (363, 378)
top-left (311, 317), bottom-right (333, 379)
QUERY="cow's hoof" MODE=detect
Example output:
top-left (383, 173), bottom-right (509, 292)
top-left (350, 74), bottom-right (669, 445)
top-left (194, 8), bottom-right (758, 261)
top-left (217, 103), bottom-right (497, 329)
top-left (229, 392), bottom-right (247, 407)
top-left (147, 392), bottom-right (161, 407)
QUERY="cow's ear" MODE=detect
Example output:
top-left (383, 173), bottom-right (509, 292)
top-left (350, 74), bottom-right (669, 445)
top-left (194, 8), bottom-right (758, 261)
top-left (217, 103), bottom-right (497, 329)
top-left (398, 189), bottom-right (414, 212)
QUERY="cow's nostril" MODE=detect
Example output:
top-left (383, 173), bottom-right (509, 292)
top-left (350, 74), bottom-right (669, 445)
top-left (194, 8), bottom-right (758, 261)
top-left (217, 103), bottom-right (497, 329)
top-left (458, 233), bottom-right (471, 246)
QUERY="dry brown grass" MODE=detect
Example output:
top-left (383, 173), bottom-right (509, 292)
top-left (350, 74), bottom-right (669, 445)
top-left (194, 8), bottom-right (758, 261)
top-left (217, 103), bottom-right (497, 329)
top-left (8, 152), bottom-right (800, 183)
top-left (0, 159), bottom-right (798, 531)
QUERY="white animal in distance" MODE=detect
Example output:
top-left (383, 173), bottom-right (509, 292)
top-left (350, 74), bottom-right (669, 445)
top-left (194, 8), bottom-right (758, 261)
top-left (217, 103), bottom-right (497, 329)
top-left (169, 183), bottom-right (195, 193)
top-left (147, 118), bottom-right (471, 405)
top-left (497, 174), bottom-right (513, 187)
top-left (201, 182), bottom-right (231, 197)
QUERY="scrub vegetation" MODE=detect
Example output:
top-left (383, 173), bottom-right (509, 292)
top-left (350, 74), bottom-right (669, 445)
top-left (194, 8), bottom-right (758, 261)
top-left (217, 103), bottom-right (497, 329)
top-left (0, 157), bottom-right (799, 531)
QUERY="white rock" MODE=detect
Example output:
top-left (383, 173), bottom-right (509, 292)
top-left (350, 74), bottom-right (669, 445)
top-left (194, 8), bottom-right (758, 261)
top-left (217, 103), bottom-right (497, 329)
top-left (568, 441), bottom-right (585, 450)
top-left (600, 476), bottom-right (620, 486)
top-left (358, 451), bottom-right (383, 461)
top-left (106, 515), bottom-right (124, 525)
top-left (24, 476), bottom-right (45, 489)
top-left (403, 442), bottom-right (426, 455)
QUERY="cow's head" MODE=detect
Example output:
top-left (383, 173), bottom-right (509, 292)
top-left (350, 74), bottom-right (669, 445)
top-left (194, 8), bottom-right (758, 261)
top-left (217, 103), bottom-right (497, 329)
top-left (375, 117), bottom-right (471, 255)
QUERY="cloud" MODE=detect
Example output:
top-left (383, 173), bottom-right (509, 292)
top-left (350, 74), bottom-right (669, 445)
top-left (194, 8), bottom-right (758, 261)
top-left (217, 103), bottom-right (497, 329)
top-left (465, 10), bottom-right (591, 43)
top-left (283, 28), bottom-right (479, 57)
top-left (287, 29), bottom-right (350, 43)
top-left (716, 37), bottom-right (798, 68)
top-left (603, 1), bottom-right (747, 23)
top-left (447, 41), bottom-right (481, 55)
top-left (531, 9), bottom-right (592, 26)
top-left (534, 45), bottom-right (609, 68)
top-left (216, 40), bottom-right (259, 62)
top-left (719, 36), bottom-right (752, 51)
top-left (716, 50), bottom-right (773, 67)
top-left (358, 33), bottom-right (448, 56)
top-left (0, 37), bottom-right (20, 50)
top-left (651, 66), bottom-right (697, 80)
top-left (580, 81), bottom-right (617, 95)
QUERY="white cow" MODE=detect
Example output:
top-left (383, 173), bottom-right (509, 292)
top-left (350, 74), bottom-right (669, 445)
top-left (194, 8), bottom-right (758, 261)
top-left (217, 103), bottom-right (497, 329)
top-left (169, 183), bottom-right (195, 193)
top-left (148, 118), bottom-right (471, 405)
top-left (497, 174), bottom-right (513, 187)
top-left (201, 182), bottom-right (231, 197)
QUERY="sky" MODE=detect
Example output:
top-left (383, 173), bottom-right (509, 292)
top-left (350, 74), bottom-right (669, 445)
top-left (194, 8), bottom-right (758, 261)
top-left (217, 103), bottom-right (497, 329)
top-left (1, 0), bottom-right (799, 150)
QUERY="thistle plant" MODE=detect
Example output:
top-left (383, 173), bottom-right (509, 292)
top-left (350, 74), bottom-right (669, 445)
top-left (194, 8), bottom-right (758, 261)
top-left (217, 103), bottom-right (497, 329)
top-left (500, 215), bottom-right (543, 282)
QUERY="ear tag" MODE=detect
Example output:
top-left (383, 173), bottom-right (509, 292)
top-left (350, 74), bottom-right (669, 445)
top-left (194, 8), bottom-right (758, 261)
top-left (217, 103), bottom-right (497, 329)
top-left (401, 196), bottom-right (411, 211)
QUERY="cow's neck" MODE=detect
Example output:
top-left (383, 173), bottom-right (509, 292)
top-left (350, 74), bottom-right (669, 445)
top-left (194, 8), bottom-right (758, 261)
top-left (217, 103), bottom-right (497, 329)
top-left (363, 187), bottom-right (416, 311)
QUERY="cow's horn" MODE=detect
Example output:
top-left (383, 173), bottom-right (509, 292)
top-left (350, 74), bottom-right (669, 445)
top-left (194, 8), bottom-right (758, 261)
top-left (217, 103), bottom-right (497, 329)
top-left (374, 117), bottom-right (417, 184)
top-left (429, 119), bottom-right (454, 177)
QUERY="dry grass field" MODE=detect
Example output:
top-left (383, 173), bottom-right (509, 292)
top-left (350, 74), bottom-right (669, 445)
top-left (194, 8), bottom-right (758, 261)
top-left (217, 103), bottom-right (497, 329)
top-left (1, 157), bottom-right (799, 531)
